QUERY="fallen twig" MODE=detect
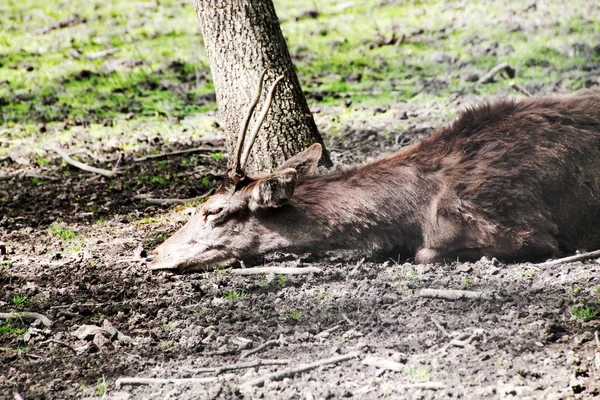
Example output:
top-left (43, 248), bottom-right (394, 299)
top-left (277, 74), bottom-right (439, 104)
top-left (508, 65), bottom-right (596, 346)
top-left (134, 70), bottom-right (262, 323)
top-left (240, 351), bottom-right (359, 388)
top-left (241, 339), bottom-right (281, 359)
top-left (87, 48), bottom-right (119, 60)
top-left (595, 331), bottom-right (599, 350)
top-left (477, 62), bottom-right (515, 84)
top-left (509, 82), bottom-right (532, 97)
top-left (430, 316), bottom-right (452, 337)
top-left (537, 249), bottom-right (600, 266)
top-left (0, 170), bottom-right (59, 181)
top-left (40, 14), bottom-right (83, 34)
top-left (40, 339), bottom-right (77, 353)
top-left (316, 324), bottom-right (342, 338)
top-left (230, 266), bottom-right (323, 276)
top-left (51, 147), bottom-right (118, 178)
top-left (362, 355), bottom-right (403, 372)
top-left (419, 288), bottom-right (489, 301)
top-left (186, 359), bottom-right (289, 374)
top-left (14, 393), bottom-right (24, 400)
top-left (0, 312), bottom-right (52, 327)
top-left (133, 147), bottom-right (225, 162)
top-left (397, 382), bottom-right (446, 390)
top-left (115, 377), bottom-right (218, 389)
top-left (134, 189), bottom-right (214, 205)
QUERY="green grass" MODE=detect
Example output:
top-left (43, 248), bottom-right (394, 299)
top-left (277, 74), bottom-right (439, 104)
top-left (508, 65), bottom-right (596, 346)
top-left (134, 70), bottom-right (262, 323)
top-left (225, 288), bottom-right (247, 301)
top-left (288, 309), bottom-right (303, 320)
top-left (49, 220), bottom-right (77, 240)
top-left (11, 295), bottom-right (31, 306)
top-left (571, 305), bottom-right (598, 321)
top-left (1, 0), bottom-right (598, 161)
top-left (0, 321), bottom-right (27, 336)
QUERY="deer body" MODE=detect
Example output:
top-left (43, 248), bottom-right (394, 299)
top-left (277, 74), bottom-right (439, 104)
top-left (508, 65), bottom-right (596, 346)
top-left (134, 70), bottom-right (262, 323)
top-left (149, 86), bottom-right (600, 272)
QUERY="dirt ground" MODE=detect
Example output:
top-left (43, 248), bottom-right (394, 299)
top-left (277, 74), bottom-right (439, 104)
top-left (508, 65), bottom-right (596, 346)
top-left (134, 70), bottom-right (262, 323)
top-left (2, 107), bottom-right (600, 399)
top-left (2, 0), bottom-right (600, 398)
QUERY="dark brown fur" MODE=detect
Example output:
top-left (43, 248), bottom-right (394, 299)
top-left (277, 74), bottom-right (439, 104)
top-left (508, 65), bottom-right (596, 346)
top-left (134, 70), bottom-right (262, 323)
top-left (287, 93), bottom-right (600, 263)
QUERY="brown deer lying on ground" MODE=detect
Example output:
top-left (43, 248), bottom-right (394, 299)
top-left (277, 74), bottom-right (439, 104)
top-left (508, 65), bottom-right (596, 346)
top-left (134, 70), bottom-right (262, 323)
top-left (148, 72), bottom-right (600, 272)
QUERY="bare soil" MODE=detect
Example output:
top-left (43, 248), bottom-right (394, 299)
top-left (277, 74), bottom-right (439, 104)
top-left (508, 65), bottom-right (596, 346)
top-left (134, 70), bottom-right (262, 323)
top-left (2, 106), bottom-right (600, 399)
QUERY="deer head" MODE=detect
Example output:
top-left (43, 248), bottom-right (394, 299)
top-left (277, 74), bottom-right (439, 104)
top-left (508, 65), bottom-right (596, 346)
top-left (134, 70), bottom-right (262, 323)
top-left (147, 71), bottom-right (323, 272)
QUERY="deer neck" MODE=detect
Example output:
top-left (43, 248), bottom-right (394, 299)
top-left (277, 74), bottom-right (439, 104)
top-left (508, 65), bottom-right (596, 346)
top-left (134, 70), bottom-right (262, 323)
top-left (280, 160), bottom-right (439, 254)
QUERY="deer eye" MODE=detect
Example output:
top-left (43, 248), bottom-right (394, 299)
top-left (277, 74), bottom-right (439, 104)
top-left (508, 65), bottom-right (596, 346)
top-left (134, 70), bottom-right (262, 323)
top-left (206, 207), bottom-right (223, 217)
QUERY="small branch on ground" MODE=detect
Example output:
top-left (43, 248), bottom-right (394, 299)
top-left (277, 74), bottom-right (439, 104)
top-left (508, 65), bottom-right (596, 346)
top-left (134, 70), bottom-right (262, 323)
top-left (0, 170), bottom-right (59, 182)
top-left (241, 338), bottom-right (281, 359)
top-left (115, 377), bottom-right (218, 389)
top-left (362, 355), bottom-right (404, 372)
top-left (509, 82), bottom-right (532, 97)
top-left (230, 266), bottom-right (323, 276)
top-left (134, 189), bottom-right (214, 205)
top-left (13, 393), bottom-right (24, 400)
top-left (316, 324), bottom-right (342, 338)
top-left (51, 147), bottom-right (118, 178)
top-left (397, 382), bottom-right (446, 390)
top-left (430, 316), bottom-right (452, 338)
top-left (40, 14), bottom-right (83, 34)
top-left (87, 48), bottom-right (119, 60)
top-left (537, 249), bottom-right (600, 266)
top-left (0, 312), bottom-right (52, 327)
top-left (341, 313), bottom-right (355, 325)
top-left (419, 288), bottom-right (489, 301)
top-left (240, 351), bottom-right (359, 388)
top-left (133, 147), bottom-right (226, 162)
top-left (477, 62), bottom-right (515, 84)
top-left (40, 339), bottom-right (77, 354)
top-left (186, 359), bottom-right (290, 375)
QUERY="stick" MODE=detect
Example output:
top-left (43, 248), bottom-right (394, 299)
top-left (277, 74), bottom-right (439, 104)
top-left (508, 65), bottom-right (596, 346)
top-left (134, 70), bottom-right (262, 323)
top-left (40, 339), bottom-right (77, 354)
top-left (240, 352), bottom-right (359, 388)
top-left (419, 288), bottom-right (488, 301)
top-left (14, 393), bottom-right (24, 400)
top-left (397, 382), bottom-right (446, 390)
top-left (186, 359), bottom-right (290, 374)
top-left (87, 48), bottom-right (119, 60)
top-left (316, 324), bottom-right (341, 338)
top-left (536, 249), bottom-right (600, 266)
top-left (115, 377), bottom-right (218, 389)
top-left (477, 62), bottom-right (514, 84)
top-left (430, 316), bottom-right (452, 337)
top-left (241, 339), bottom-right (281, 359)
top-left (133, 147), bottom-right (225, 162)
top-left (230, 266), bottom-right (323, 276)
top-left (134, 189), bottom-right (214, 205)
top-left (509, 82), bottom-right (532, 97)
top-left (0, 312), bottom-right (52, 327)
top-left (362, 355), bottom-right (404, 372)
top-left (40, 14), bottom-right (82, 34)
top-left (51, 147), bottom-right (118, 178)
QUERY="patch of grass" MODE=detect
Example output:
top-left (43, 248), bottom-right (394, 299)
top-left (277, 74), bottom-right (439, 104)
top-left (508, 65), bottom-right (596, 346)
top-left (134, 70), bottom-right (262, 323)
top-left (162, 323), bottom-right (174, 329)
top-left (288, 309), bottom-right (303, 320)
top-left (210, 151), bottom-right (225, 161)
top-left (0, 321), bottom-right (27, 336)
top-left (571, 305), bottom-right (598, 321)
top-left (278, 274), bottom-right (288, 287)
top-left (517, 268), bottom-right (537, 279)
top-left (11, 295), bottom-right (31, 307)
top-left (225, 288), bottom-right (247, 301)
top-left (463, 276), bottom-right (473, 289)
top-left (395, 283), bottom-right (414, 295)
top-left (49, 220), bottom-right (77, 240)
top-left (135, 216), bottom-right (164, 225)
top-left (96, 375), bottom-right (107, 397)
top-left (405, 366), bottom-right (431, 382)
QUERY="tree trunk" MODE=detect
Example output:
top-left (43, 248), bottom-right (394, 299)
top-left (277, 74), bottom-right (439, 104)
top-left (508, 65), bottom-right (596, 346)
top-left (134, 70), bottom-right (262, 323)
top-left (194, 0), bottom-right (331, 172)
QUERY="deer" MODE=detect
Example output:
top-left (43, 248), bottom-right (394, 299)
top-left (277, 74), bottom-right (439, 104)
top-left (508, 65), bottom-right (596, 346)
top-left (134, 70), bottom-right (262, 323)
top-left (147, 71), bottom-right (600, 272)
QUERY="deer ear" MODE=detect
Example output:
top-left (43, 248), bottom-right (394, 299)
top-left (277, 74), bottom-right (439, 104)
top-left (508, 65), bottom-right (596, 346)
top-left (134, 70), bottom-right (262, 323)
top-left (277, 143), bottom-right (323, 178)
top-left (249, 168), bottom-right (298, 210)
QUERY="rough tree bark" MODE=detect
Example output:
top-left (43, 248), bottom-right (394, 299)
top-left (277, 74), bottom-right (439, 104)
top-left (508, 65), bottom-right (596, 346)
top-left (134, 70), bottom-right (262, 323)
top-left (194, 0), bottom-right (331, 172)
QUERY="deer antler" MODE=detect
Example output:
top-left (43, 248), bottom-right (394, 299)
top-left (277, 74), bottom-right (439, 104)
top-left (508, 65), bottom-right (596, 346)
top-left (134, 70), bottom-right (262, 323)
top-left (240, 75), bottom-right (285, 169)
top-left (229, 70), bottom-right (285, 180)
top-left (231, 70), bottom-right (267, 179)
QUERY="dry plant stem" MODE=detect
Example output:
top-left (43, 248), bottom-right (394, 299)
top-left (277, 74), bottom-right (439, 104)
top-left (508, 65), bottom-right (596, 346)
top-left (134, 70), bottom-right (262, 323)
top-left (134, 189), bottom-right (214, 205)
top-left (509, 82), bottom-right (532, 97)
top-left (241, 339), bottom-right (281, 359)
top-left (133, 147), bottom-right (225, 162)
top-left (186, 359), bottom-right (290, 374)
top-left (419, 288), bottom-right (488, 301)
top-left (240, 75), bottom-right (286, 167)
top-left (397, 382), bottom-right (446, 390)
top-left (87, 48), bottom-right (119, 60)
top-left (0, 312), bottom-right (52, 327)
top-left (362, 355), bottom-right (404, 372)
top-left (40, 339), bottom-right (77, 354)
top-left (316, 324), bottom-right (341, 338)
top-left (594, 331), bottom-right (599, 349)
top-left (115, 377), bottom-right (218, 388)
top-left (13, 393), bottom-right (24, 400)
top-left (477, 62), bottom-right (511, 84)
top-left (536, 249), bottom-right (600, 266)
top-left (240, 351), bottom-right (359, 388)
top-left (52, 147), bottom-right (117, 178)
top-left (430, 316), bottom-right (452, 337)
top-left (229, 266), bottom-right (323, 276)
